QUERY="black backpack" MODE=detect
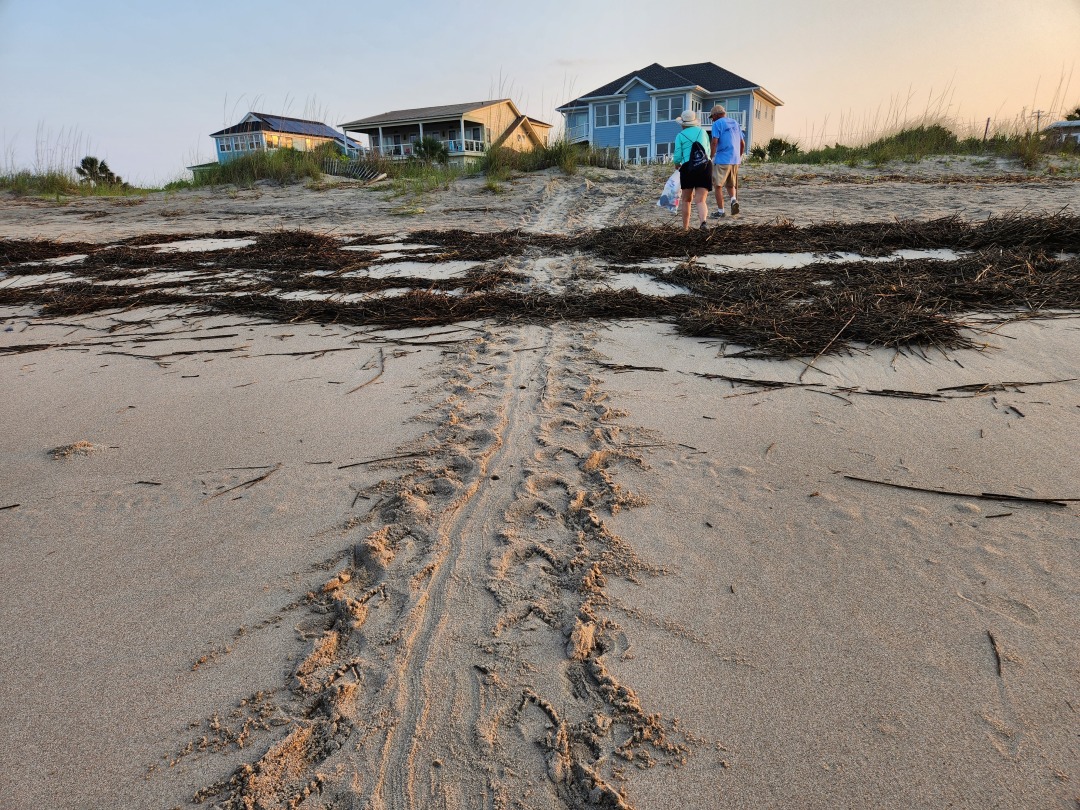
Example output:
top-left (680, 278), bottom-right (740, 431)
top-left (683, 131), bottom-right (709, 170)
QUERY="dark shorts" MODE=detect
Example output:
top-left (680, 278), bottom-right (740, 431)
top-left (679, 162), bottom-right (713, 190)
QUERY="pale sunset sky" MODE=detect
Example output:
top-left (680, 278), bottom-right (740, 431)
top-left (1, 0), bottom-right (1078, 184)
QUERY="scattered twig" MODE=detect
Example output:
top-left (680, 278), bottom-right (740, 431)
top-left (597, 361), bottom-right (667, 373)
top-left (841, 474), bottom-right (1073, 507)
top-left (209, 463), bottom-right (281, 499)
top-left (987, 630), bottom-right (1004, 677)
top-left (798, 313), bottom-right (856, 382)
top-left (347, 347), bottom-right (385, 394)
top-left (937, 378), bottom-right (1078, 394)
top-left (0, 503), bottom-right (18, 510)
top-left (337, 451), bottom-right (426, 470)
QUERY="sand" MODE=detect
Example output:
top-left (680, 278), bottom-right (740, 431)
top-left (1, 159), bottom-right (1078, 809)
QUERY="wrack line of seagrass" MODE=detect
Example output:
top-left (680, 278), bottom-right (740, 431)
top-left (1, 214), bottom-right (1077, 359)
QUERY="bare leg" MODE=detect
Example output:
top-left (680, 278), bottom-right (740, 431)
top-left (694, 187), bottom-right (709, 226)
top-left (680, 188), bottom-right (693, 230)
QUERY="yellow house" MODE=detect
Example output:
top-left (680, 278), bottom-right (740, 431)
top-left (340, 99), bottom-right (552, 165)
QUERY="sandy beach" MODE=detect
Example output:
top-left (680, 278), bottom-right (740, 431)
top-left (1, 159), bottom-right (1078, 810)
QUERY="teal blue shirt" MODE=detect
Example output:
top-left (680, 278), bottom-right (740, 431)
top-left (673, 126), bottom-right (710, 165)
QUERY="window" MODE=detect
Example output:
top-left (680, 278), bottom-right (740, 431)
top-left (755, 107), bottom-right (761, 120)
top-left (220, 139), bottom-right (230, 152)
top-left (655, 142), bottom-right (674, 162)
top-left (656, 96), bottom-right (683, 121)
top-left (594, 102), bottom-right (620, 128)
top-left (626, 145), bottom-right (648, 163)
top-left (691, 98), bottom-right (703, 115)
top-left (625, 101), bottom-right (650, 125)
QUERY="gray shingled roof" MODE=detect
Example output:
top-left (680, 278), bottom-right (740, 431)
top-left (557, 62), bottom-right (766, 109)
top-left (340, 100), bottom-right (509, 129)
top-left (210, 113), bottom-right (356, 142)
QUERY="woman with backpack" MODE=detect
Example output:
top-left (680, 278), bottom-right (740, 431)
top-left (672, 109), bottom-right (712, 230)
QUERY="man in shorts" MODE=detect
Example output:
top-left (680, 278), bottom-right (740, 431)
top-left (709, 105), bottom-right (745, 217)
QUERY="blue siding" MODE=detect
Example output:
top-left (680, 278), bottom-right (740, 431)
top-left (593, 126), bottom-right (620, 148)
top-left (623, 124), bottom-right (650, 147)
top-left (624, 82), bottom-right (652, 152)
top-left (592, 101), bottom-right (620, 148)
top-left (654, 120), bottom-right (681, 146)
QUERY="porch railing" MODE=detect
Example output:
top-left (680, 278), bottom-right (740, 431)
top-left (566, 123), bottom-right (590, 142)
top-left (370, 138), bottom-right (486, 157)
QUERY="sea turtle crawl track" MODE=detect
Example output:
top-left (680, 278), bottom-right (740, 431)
top-left (188, 333), bottom-right (687, 809)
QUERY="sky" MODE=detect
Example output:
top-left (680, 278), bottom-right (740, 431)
top-left (1, 0), bottom-right (1078, 185)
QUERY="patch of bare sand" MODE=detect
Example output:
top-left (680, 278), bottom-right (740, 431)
top-left (588, 318), bottom-right (1079, 809)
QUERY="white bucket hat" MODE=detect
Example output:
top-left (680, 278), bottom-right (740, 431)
top-left (679, 110), bottom-right (700, 127)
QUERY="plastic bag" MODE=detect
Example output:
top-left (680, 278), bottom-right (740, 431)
top-left (657, 169), bottom-right (681, 212)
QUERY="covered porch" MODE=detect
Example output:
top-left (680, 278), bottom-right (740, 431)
top-left (344, 117), bottom-right (488, 160)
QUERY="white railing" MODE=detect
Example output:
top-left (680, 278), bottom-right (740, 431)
top-left (371, 138), bottom-right (486, 157)
top-left (566, 123), bottom-right (590, 142)
top-left (444, 139), bottom-right (485, 153)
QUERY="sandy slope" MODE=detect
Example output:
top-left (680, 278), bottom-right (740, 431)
top-left (1, 162), bottom-right (1078, 809)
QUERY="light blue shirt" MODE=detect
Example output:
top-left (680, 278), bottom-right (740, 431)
top-left (711, 117), bottom-right (744, 165)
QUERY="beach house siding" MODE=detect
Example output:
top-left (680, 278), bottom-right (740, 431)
top-left (749, 93), bottom-right (777, 147)
top-left (622, 82), bottom-right (653, 159)
top-left (558, 63), bottom-right (782, 161)
top-left (592, 99), bottom-right (621, 150)
top-left (573, 91), bottom-right (771, 160)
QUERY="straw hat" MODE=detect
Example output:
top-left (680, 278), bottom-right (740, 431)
top-left (678, 110), bottom-right (700, 127)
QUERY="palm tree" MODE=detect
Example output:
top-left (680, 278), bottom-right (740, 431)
top-left (75, 156), bottom-right (124, 186)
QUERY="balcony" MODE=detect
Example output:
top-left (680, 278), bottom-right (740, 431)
top-left (370, 139), bottom-right (487, 158)
top-left (566, 123), bottom-right (590, 143)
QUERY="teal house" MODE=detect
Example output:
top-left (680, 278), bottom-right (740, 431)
top-left (209, 112), bottom-right (363, 164)
top-left (557, 62), bottom-right (782, 163)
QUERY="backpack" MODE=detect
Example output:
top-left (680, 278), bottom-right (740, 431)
top-left (680, 128), bottom-right (709, 170)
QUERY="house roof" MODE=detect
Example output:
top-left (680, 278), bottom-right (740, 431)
top-left (557, 62), bottom-right (782, 109)
top-left (1045, 119), bottom-right (1080, 130)
top-left (340, 100), bottom-right (512, 129)
top-left (211, 112), bottom-right (351, 140)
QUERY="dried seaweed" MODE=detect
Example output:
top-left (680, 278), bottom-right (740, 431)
top-left (3, 217), bottom-right (1079, 360)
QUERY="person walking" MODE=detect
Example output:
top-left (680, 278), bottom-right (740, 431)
top-left (672, 109), bottom-right (712, 230)
top-left (709, 105), bottom-right (745, 217)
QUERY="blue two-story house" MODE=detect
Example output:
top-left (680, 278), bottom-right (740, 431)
top-left (557, 62), bottom-right (782, 163)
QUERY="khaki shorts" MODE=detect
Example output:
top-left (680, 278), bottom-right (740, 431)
top-left (713, 163), bottom-right (738, 188)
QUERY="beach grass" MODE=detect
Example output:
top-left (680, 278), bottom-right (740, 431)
top-left (769, 122), bottom-right (1079, 169)
top-left (481, 139), bottom-right (623, 177)
top-left (165, 143), bottom-right (339, 190)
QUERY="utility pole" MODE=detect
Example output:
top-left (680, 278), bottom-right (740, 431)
top-left (1032, 110), bottom-right (1046, 132)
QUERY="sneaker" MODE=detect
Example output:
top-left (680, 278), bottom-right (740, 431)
top-left (699, 221), bottom-right (709, 230)
top-left (730, 200), bottom-right (740, 215)
top-left (712, 210), bottom-right (726, 218)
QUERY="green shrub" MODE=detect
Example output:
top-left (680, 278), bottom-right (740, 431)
top-left (412, 136), bottom-right (450, 164)
top-left (190, 144), bottom-right (328, 187)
